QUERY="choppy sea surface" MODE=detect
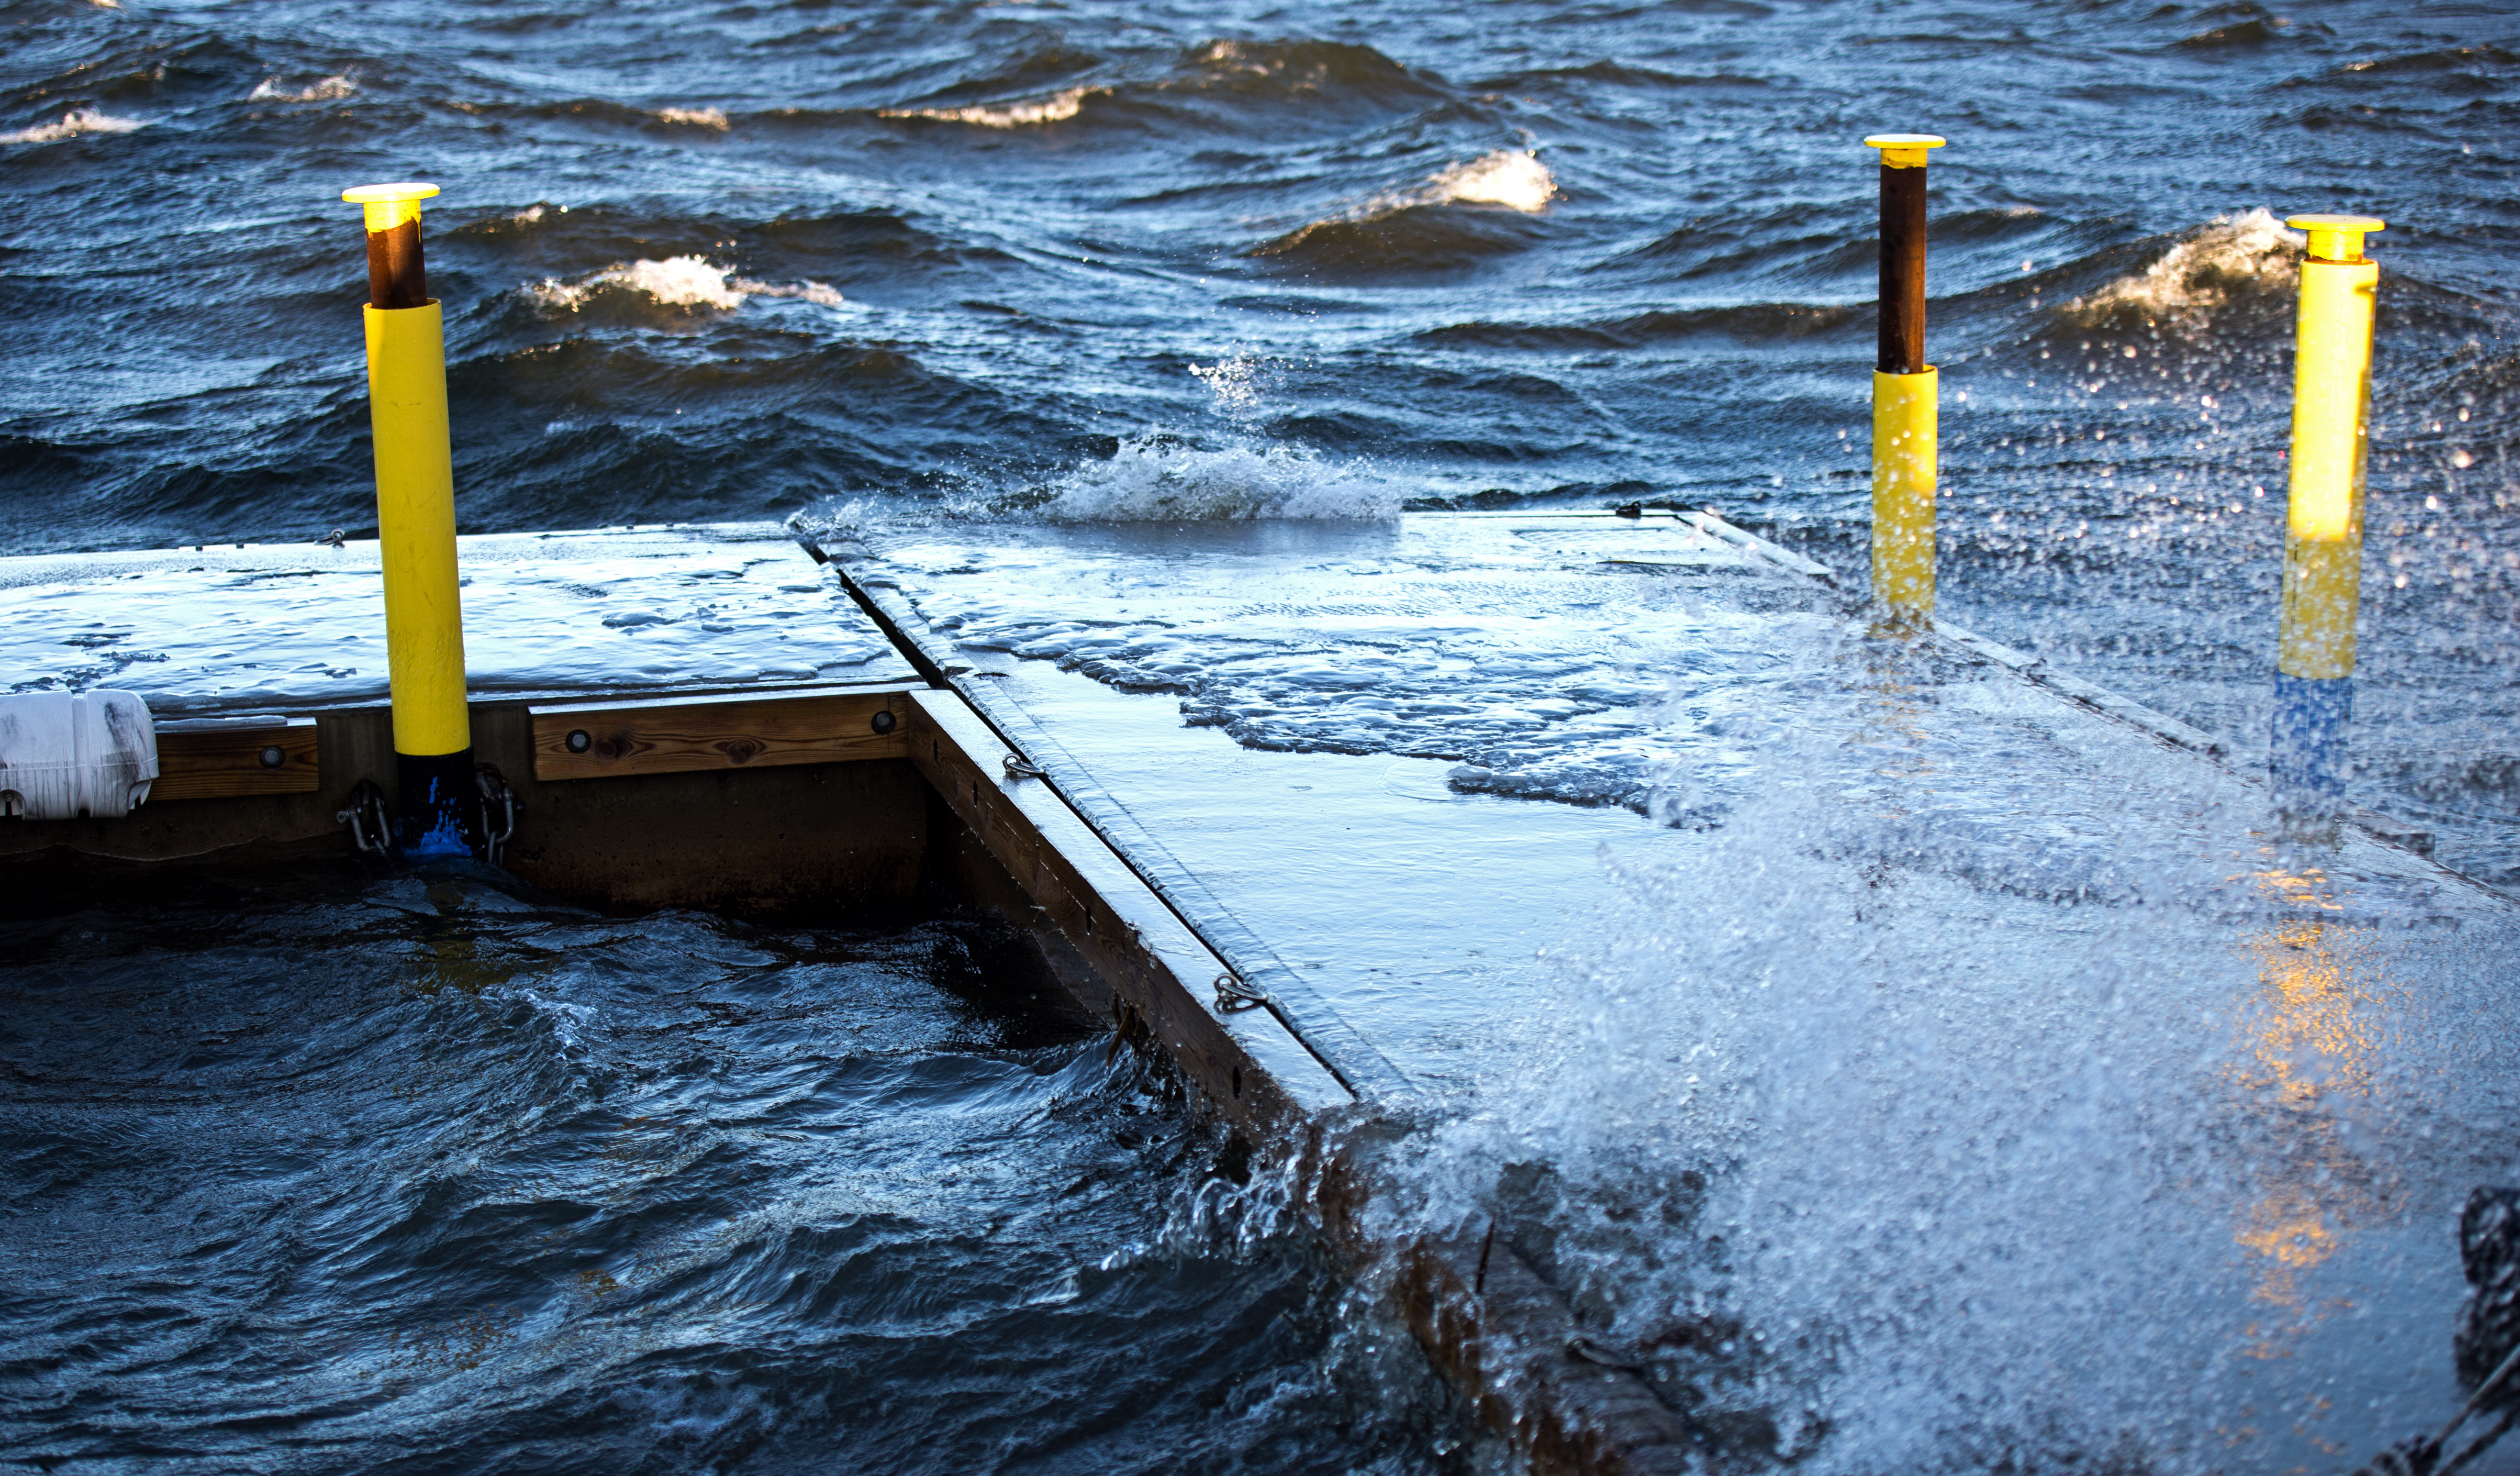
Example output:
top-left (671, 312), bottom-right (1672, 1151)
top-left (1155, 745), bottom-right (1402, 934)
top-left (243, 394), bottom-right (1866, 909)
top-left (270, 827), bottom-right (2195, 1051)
top-left (4, 0), bottom-right (2517, 1470)
top-left (0, 862), bottom-right (1463, 1474)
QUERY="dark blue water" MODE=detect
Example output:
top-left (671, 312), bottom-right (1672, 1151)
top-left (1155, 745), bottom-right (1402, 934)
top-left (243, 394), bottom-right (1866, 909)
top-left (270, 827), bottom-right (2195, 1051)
top-left (0, 861), bottom-right (1464, 1473)
top-left (3, 0), bottom-right (2514, 855)
top-left (4, 0), bottom-right (2517, 1468)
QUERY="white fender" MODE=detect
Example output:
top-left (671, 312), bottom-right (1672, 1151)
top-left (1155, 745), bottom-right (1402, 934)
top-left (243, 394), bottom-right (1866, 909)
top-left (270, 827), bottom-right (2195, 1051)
top-left (0, 690), bottom-right (159, 819)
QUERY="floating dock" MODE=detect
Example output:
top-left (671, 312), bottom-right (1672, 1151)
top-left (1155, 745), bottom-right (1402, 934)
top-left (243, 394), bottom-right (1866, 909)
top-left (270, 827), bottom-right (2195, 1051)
top-left (6, 509), bottom-right (2514, 1472)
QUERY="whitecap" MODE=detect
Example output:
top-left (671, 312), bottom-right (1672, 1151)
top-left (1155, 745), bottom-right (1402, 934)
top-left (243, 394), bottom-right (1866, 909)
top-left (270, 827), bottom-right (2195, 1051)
top-left (654, 106), bottom-right (729, 129)
top-left (880, 85), bottom-right (1100, 128)
top-left (2063, 207), bottom-right (2303, 323)
top-left (249, 74), bottom-right (356, 102)
top-left (528, 256), bottom-right (746, 311)
top-left (1420, 148), bottom-right (1556, 213)
top-left (1035, 436), bottom-right (1400, 521)
top-left (1269, 147), bottom-right (1557, 243)
top-left (733, 278), bottom-right (845, 307)
top-left (1, 109), bottom-right (147, 145)
top-left (526, 258), bottom-right (841, 312)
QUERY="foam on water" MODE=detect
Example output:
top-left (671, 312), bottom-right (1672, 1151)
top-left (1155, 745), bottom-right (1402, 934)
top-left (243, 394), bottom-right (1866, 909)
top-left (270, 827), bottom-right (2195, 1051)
top-left (654, 105), bottom-right (729, 128)
top-left (882, 86), bottom-right (1101, 127)
top-left (529, 256), bottom-right (743, 310)
top-left (1, 109), bottom-right (144, 144)
top-left (1034, 437), bottom-right (1402, 521)
top-left (528, 257), bottom-right (842, 312)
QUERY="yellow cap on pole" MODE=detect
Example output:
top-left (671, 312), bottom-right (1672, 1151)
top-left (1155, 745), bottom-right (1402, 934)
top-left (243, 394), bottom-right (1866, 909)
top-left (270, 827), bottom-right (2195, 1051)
top-left (342, 181), bottom-right (440, 234)
top-left (1863, 134), bottom-right (1946, 169)
top-left (2286, 213), bottom-right (2382, 265)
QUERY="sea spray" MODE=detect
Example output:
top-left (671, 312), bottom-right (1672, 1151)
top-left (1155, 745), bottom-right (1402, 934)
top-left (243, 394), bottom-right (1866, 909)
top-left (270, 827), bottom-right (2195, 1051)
top-left (1402, 678), bottom-right (2488, 1474)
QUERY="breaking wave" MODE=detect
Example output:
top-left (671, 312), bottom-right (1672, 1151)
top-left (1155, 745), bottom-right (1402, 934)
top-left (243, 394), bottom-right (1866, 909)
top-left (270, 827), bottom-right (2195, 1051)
top-left (1254, 150), bottom-right (1556, 273)
top-left (654, 105), bottom-right (729, 128)
top-left (1034, 438), bottom-right (1400, 521)
top-left (527, 257), bottom-right (842, 312)
top-left (1, 109), bottom-right (146, 144)
top-left (882, 86), bottom-right (1101, 127)
top-left (1419, 149), bottom-right (1555, 213)
top-left (249, 74), bottom-right (356, 102)
top-left (2059, 207), bottom-right (2303, 326)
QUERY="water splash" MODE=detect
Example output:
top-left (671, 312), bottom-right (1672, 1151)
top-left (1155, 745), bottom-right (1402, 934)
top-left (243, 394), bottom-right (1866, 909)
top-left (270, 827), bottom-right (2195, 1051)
top-left (1189, 353), bottom-right (1269, 418)
top-left (2061, 208), bottom-right (2304, 326)
top-left (1034, 437), bottom-right (1400, 521)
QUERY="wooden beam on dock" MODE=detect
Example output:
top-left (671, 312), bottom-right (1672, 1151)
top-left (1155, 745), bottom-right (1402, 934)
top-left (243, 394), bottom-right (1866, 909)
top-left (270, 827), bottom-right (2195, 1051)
top-left (151, 717), bottom-right (319, 801)
top-left (527, 685), bottom-right (916, 782)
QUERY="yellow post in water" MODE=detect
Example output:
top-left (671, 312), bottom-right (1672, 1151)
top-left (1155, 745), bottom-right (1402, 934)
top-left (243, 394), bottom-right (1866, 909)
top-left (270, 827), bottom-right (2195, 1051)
top-left (343, 181), bottom-right (478, 856)
top-left (1872, 367), bottom-right (1938, 614)
top-left (1865, 134), bottom-right (1945, 619)
top-left (2271, 213), bottom-right (2383, 813)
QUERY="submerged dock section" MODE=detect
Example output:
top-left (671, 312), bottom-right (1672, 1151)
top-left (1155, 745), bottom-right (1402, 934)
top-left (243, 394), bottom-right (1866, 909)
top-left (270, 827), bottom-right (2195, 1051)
top-left (820, 508), bottom-right (2520, 1473)
top-left (6, 509), bottom-right (2517, 1473)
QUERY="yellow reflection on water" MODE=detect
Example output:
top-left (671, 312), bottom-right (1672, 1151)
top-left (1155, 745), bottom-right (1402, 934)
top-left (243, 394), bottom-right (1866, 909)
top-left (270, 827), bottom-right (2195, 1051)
top-left (2223, 868), bottom-right (2392, 1369)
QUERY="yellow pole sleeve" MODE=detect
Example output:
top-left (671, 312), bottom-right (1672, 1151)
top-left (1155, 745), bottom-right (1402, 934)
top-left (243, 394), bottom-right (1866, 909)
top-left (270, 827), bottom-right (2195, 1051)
top-left (363, 300), bottom-right (471, 757)
top-left (2277, 256), bottom-right (2377, 680)
top-left (1872, 367), bottom-right (1938, 616)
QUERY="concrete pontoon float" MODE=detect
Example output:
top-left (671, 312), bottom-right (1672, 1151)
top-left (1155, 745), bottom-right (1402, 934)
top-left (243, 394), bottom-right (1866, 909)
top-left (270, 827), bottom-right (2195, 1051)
top-left (5, 508), bottom-right (2514, 1474)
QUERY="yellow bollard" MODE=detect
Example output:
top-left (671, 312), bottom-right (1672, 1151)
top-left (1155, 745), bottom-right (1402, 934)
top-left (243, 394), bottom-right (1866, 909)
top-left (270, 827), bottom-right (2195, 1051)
top-left (2271, 212), bottom-right (2383, 814)
top-left (342, 181), bottom-right (479, 856)
top-left (1872, 366), bottom-right (1938, 612)
top-left (1865, 134), bottom-right (1945, 619)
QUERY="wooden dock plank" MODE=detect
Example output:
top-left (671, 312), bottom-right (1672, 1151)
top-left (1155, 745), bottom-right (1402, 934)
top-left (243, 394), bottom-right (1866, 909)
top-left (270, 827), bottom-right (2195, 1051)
top-left (151, 718), bottom-right (319, 801)
top-left (527, 685), bottom-right (916, 782)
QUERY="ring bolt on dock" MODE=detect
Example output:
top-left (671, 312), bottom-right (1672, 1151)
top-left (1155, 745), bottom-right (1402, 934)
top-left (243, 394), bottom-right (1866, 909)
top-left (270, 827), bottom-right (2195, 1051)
top-left (344, 181), bottom-right (490, 858)
top-left (2272, 213), bottom-right (2384, 833)
top-left (1865, 133), bottom-right (1944, 623)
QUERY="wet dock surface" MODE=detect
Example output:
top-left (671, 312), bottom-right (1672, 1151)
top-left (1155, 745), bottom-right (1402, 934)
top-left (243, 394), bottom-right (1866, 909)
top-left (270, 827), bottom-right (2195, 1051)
top-left (845, 511), bottom-right (2520, 1471)
top-left (0, 526), bottom-right (913, 716)
top-left (6, 513), bottom-right (2518, 1472)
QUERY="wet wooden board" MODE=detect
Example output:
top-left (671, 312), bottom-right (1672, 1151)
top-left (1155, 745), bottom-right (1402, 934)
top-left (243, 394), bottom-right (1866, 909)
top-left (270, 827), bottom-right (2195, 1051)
top-left (151, 717), bottom-right (319, 801)
top-left (528, 685), bottom-right (917, 781)
top-left (905, 687), bottom-right (1351, 1134)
